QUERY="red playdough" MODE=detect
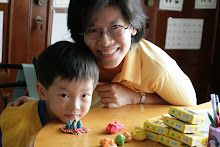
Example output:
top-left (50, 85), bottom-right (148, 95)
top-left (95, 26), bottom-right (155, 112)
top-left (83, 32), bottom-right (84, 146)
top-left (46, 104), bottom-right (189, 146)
top-left (106, 121), bottom-right (124, 134)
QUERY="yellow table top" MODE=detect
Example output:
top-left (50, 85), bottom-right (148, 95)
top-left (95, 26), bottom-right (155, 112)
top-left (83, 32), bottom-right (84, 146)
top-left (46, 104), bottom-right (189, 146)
top-left (34, 102), bottom-right (211, 147)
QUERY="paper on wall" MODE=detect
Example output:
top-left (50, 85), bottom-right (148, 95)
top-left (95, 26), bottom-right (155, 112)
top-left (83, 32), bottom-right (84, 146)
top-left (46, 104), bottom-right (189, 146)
top-left (165, 18), bottom-right (204, 50)
top-left (53, 0), bottom-right (70, 8)
top-left (159, 0), bottom-right (184, 11)
top-left (195, 0), bottom-right (217, 9)
top-left (50, 11), bottom-right (73, 45)
top-left (0, 0), bottom-right (8, 3)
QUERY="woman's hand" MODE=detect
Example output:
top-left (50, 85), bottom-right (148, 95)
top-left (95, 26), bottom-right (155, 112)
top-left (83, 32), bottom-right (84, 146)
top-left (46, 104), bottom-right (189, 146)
top-left (96, 84), bottom-right (140, 108)
top-left (6, 96), bottom-right (36, 107)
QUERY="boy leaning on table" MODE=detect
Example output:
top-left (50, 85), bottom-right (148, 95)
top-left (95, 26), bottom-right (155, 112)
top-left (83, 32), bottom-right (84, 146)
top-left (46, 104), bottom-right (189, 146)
top-left (0, 41), bottom-right (99, 147)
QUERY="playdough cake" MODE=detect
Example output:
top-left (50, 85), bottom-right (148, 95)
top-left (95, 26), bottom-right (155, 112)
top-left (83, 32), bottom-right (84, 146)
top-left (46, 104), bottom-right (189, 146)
top-left (61, 119), bottom-right (91, 135)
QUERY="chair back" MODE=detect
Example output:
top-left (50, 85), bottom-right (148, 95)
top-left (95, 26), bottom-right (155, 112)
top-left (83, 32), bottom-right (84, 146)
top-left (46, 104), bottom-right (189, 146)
top-left (0, 59), bottom-right (39, 108)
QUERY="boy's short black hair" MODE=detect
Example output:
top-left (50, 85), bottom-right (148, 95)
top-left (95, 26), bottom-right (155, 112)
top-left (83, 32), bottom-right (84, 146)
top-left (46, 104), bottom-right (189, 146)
top-left (67, 0), bottom-right (146, 46)
top-left (37, 41), bottom-right (99, 89)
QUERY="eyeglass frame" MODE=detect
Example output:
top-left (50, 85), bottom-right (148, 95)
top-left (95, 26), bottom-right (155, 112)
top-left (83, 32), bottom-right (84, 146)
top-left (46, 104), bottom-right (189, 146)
top-left (79, 23), bottom-right (131, 40)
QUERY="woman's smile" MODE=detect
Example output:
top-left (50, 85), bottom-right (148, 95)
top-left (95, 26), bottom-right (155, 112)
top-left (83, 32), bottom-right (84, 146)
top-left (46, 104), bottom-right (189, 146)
top-left (98, 47), bottom-right (119, 56)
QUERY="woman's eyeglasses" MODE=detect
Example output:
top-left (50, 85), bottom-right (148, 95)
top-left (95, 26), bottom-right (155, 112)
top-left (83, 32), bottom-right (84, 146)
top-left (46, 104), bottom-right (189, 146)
top-left (80, 24), bottom-right (131, 40)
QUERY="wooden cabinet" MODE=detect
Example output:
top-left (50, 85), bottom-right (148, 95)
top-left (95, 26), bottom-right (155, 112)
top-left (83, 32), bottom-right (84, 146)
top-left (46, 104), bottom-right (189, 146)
top-left (141, 0), bottom-right (220, 104)
top-left (0, 0), bottom-right (49, 113)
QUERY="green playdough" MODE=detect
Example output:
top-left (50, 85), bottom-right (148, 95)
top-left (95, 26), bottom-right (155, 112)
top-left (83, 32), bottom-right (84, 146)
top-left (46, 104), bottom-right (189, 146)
top-left (115, 134), bottom-right (126, 146)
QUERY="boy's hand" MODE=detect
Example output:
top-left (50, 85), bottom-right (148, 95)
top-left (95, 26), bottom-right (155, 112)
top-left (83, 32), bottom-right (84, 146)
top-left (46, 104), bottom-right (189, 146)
top-left (6, 96), bottom-right (36, 107)
top-left (96, 84), bottom-right (140, 108)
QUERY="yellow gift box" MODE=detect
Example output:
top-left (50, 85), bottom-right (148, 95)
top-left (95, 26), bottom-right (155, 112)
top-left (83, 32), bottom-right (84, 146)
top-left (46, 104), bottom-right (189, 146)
top-left (163, 115), bottom-right (200, 133)
top-left (168, 107), bottom-right (206, 124)
top-left (144, 117), bottom-right (170, 136)
top-left (158, 134), bottom-right (188, 147)
top-left (168, 129), bottom-right (208, 146)
top-left (146, 131), bottom-right (159, 142)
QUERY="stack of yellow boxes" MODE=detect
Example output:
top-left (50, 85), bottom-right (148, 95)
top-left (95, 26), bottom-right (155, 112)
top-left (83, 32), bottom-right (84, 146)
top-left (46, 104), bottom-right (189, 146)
top-left (143, 106), bottom-right (208, 147)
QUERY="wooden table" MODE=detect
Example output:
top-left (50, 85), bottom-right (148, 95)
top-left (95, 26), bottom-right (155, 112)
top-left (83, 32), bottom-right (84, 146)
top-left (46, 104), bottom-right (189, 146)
top-left (34, 102), bottom-right (211, 147)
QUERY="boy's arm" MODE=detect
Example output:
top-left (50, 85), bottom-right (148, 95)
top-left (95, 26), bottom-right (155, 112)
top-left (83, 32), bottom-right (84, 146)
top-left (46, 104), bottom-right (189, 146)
top-left (1, 102), bottom-right (41, 147)
top-left (0, 107), bottom-right (25, 146)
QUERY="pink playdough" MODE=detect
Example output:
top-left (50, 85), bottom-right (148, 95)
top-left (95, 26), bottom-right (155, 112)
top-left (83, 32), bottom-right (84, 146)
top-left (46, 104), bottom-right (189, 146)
top-left (106, 121), bottom-right (124, 134)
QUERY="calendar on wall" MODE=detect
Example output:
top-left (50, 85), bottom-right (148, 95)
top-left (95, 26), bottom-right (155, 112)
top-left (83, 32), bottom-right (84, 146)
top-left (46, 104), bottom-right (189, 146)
top-left (165, 18), bottom-right (204, 50)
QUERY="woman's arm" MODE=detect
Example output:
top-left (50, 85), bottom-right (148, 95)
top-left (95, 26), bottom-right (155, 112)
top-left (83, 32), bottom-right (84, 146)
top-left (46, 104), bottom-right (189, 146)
top-left (142, 93), bottom-right (168, 104)
top-left (6, 96), bottom-right (36, 107)
top-left (154, 71), bottom-right (197, 106)
top-left (96, 84), bottom-right (168, 108)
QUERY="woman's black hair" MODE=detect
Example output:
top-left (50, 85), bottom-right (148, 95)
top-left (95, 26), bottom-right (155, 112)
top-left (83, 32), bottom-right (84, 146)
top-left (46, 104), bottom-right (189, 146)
top-left (67, 0), bottom-right (146, 46)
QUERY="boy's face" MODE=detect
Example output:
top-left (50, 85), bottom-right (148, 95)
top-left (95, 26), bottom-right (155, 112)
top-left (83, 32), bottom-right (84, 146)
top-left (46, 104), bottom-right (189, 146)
top-left (37, 77), bottom-right (94, 123)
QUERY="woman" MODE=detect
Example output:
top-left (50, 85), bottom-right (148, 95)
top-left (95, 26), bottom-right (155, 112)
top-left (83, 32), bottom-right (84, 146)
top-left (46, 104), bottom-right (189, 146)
top-left (8, 0), bottom-right (197, 108)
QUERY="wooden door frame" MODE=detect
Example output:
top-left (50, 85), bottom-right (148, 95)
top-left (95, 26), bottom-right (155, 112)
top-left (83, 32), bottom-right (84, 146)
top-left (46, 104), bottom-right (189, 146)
top-left (0, 0), bottom-right (51, 113)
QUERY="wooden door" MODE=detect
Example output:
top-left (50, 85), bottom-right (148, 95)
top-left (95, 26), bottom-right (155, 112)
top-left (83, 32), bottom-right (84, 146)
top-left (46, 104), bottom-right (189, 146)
top-left (0, 0), bottom-right (49, 113)
top-left (141, 0), bottom-right (220, 104)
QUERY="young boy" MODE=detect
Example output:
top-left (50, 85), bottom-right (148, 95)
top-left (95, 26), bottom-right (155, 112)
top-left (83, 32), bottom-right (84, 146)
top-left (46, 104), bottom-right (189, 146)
top-left (0, 41), bottom-right (99, 147)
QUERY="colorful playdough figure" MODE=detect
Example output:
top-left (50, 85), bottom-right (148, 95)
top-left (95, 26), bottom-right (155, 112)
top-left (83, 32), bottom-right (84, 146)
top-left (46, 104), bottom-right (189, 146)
top-left (65, 120), bottom-right (72, 129)
top-left (61, 120), bottom-right (91, 135)
top-left (77, 120), bottom-right (82, 128)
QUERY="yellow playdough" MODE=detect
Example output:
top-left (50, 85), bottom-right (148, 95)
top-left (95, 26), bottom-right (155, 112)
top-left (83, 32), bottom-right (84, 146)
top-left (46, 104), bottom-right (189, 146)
top-left (131, 129), bottom-right (147, 141)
